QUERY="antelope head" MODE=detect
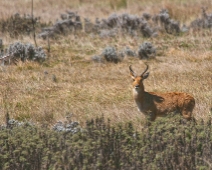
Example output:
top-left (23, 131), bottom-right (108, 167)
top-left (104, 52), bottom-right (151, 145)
top-left (129, 64), bottom-right (149, 91)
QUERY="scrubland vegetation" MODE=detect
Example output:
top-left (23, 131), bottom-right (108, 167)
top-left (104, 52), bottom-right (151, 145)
top-left (0, 0), bottom-right (212, 169)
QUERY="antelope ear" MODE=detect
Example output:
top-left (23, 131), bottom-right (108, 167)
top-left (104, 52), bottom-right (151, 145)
top-left (142, 72), bottom-right (149, 79)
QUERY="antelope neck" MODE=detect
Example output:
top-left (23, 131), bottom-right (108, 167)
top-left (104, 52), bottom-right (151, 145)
top-left (133, 87), bottom-right (145, 101)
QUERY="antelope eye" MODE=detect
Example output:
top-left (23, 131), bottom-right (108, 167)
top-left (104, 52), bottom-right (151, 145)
top-left (132, 79), bottom-right (135, 81)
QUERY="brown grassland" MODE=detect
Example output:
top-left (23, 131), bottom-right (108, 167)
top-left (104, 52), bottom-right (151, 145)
top-left (0, 0), bottom-right (211, 129)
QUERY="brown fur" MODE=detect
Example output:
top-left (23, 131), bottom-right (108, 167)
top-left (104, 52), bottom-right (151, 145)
top-left (130, 65), bottom-right (195, 121)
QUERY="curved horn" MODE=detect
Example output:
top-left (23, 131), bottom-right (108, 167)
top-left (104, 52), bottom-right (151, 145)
top-left (140, 64), bottom-right (149, 77)
top-left (129, 65), bottom-right (136, 77)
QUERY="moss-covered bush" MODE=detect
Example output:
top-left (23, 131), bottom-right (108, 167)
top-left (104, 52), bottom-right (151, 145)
top-left (6, 41), bottom-right (46, 62)
top-left (153, 9), bottom-right (180, 35)
top-left (0, 13), bottom-right (45, 38)
top-left (102, 46), bottom-right (123, 63)
top-left (38, 11), bottom-right (82, 39)
top-left (92, 46), bottom-right (124, 63)
top-left (124, 46), bottom-right (136, 57)
top-left (0, 115), bottom-right (211, 169)
top-left (138, 42), bottom-right (156, 59)
top-left (190, 8), bottom-right (212, 30)
top-left (2, 8), bottom-right (212, 40)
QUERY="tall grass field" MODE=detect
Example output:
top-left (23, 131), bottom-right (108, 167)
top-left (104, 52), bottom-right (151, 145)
top-left (0, 0), bottom-right (211, 168)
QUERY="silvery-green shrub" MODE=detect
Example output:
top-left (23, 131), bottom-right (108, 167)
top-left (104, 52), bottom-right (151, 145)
top-left (7, 42), bottom-right (46, 62)
top-left (138, 42), bottom-right (156, 59)
top-left (102, 46), bottom-right (121, 63)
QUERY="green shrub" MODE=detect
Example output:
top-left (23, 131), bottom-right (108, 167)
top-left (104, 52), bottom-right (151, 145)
top-left (0, 116), bottom-right (211, 169)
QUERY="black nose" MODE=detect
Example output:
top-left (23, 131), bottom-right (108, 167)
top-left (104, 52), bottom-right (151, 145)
top-left (135, 85), bottom-right (139, 88)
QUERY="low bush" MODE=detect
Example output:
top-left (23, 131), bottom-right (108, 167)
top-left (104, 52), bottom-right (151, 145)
top-left (0, 116), bottom-right (211, 169)
top-left (102, 46), bottom-right (123, 63)
top-left (138, 42), bottom-right (156, 59)
top-left (5, 42), bottom-right (46, 63)
top-left (0, 13), bottom-right (44, 38)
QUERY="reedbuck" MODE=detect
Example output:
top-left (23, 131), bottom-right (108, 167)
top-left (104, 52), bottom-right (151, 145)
top-left (129, 65), bottom-right (195, 121)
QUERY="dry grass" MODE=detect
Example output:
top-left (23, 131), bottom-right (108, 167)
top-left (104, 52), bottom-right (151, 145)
top-left (1, 0), bottom-right (212, 22)
top-left (0, 0), bottom-right (211, 129)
